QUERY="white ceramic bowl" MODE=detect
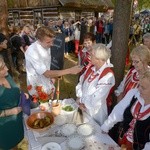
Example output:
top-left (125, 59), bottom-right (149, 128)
top-left (41, 142), bottom-right (62, 150)
top-left (61, 124), bottom-right (77, 137)
top-left (77, 123), bottom-right (94, 137)
top-left (61, 104), bottom-right (77, 115)
top-left (66, 134), bottom-right (85, 150)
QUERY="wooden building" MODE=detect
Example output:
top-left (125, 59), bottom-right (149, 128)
top-left (7, 0), bottom-right (114, 25)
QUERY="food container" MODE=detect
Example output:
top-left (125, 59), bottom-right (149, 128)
top-left (26, 111), bottom-right (54, 132)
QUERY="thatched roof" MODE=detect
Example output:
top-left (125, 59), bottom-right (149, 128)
top-left (7, 0), bottom-right (114, 11)
top-left (7, 0), bottom-right (61, 8)
top-left (59, 0), bottom-right (114, 11)
top-left (59, 0), bottom-right (81, 8)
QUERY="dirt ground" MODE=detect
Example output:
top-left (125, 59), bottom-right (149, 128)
top-left (16, 53), bottom-right (79, 100)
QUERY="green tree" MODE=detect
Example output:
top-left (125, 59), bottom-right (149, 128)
top-left (137, 0), bottom-right (150, 11)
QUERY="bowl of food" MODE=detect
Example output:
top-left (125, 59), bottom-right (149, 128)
top-left (61, 104), bottom-right (77, 115)
top-left (26, 111), bottom-right (54, 132)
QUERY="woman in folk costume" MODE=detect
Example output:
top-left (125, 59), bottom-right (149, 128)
top-left (78, 32), bottom-right (96, 75)
top-left (101, 70), bottom-right (150, 150)
top-left (115, 45), bottom-right (150, 102)
top-left (76, 44), bottom-right (115, 125)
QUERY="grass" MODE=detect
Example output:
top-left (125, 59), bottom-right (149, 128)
top-left (55, 53), bottom-right (79, 100)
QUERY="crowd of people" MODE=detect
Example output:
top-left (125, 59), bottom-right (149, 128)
top-left (0, 12), bottom-right (150, 149)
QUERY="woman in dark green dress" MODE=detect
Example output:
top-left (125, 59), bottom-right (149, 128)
top-left (0, 55), bottom-right (27, 150)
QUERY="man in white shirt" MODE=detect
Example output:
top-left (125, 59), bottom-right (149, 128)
top-left (25, 26), bottom-right (81, 99)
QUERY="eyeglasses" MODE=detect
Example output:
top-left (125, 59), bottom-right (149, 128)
top-left (132, 60), bottom-right (141, 64)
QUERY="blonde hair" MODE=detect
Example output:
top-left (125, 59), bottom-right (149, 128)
top-left (0, 55), bottom-right (5, 70)
top-left (130, 45), bottom-right (150, 64)
top-left (92, 43), bottom-right (111, 61)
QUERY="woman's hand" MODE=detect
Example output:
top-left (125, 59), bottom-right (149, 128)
top-left (76, 98), bottom-right (80, 105)
top-left (76, 98), bottom-right (86, 111)
top-left (79, 103), bottom-right (86, 111)
top-left (0, 107), bottom-right (22, 117)
top-left (10, 107), bottom-right (22, 115)
top-left (24, 93), bottom-right (29, 99)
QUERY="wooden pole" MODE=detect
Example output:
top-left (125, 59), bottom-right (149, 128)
top-left (56, 77), bottom-right (60, 101)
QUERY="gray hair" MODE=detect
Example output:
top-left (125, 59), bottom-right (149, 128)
top-left (130, 45), bottom-right (150, 64)
top-left (143, 33), bottom-right (150, 40)
top-left (92, 43), bottom-right (111, 61)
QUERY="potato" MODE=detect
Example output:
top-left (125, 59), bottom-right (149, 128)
top-left (32, 116), bottom-right (51, 129)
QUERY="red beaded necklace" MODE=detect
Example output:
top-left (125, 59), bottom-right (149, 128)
top-left (88, 71), bottom-right (99, 82)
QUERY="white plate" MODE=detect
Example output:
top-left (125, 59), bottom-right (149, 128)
top-left (77, 124), bottom-right (94, 137)
top-left (54, 115), bottom-right (67, 126)
top-left (41, 142), bottom-right (61, 150)
top-left (61, 124), bottom-right (77, 136)
top-left (67, 135), bottom-right (85, 150)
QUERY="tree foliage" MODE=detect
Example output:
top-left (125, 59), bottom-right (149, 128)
top-left (112, 0), bottom-right (150, 11)
top-left (111, 0), bottom-right (116, 5)
top-left (137, 0), bottom-right (150, 11)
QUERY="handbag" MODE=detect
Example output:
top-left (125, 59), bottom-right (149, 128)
top-left (18, 91), bottom-right (31, 115)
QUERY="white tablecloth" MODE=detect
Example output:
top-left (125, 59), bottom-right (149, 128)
top-left (24, 103), bottom-right (120, 150)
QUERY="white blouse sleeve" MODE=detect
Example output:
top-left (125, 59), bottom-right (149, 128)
top-left (76, 71), bottom-right (86, 99)
top-left (115, 72), bottom-right (128, 96)
top-left (143, 142), bottom-right (150, 150)
top-left (101, 89), bottom-right (138, 133)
